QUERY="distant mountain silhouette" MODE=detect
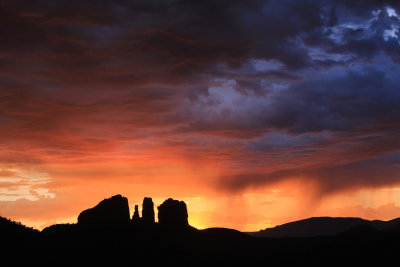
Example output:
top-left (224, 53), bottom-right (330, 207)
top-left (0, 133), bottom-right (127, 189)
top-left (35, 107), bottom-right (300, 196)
top-left (337, 224), bottom-right (378, 235)
top-left (252, 217), bottom-right (400, 238)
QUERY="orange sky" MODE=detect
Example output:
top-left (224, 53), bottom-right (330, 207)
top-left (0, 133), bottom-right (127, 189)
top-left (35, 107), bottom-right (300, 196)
top-left (1, 148), bottom-right (400, 231)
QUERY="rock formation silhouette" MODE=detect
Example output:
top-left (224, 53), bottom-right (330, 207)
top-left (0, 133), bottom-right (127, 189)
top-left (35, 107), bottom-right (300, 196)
top-left (77, 194), bottom-right (130, 225)
top-left (3, 193), bottom-right (400, 266)
top-left (142, 197), bottom-right (155, 224)
top-left (157, 198), bottom-right (188, 227)
top-left (132, 204), bottom-right (140, 223)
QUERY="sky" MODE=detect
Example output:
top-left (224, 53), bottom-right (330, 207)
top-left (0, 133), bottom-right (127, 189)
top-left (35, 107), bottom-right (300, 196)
top-left (1, 0), bottom-right (400, 231)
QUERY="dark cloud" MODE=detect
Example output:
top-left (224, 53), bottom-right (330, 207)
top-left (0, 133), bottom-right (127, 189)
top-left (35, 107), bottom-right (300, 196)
top-left (221, 151), bottom-right (400, 194)
top-left (0, 0), bottom-right (334, 82)
top-left (179, 65), bottom-right (400, 137)
top-left (1, 0), bottom-right (398, 87)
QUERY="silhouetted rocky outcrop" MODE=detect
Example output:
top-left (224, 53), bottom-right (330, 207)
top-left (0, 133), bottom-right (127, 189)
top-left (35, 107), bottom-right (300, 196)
top-left (132, 204), bottom-right (140, 223)
top-left (142, 197), bottom-right (155, 224)
top-left (157, 198), bottom-right (188, 227)
top-left (77, 194), bottom-right (130, 225)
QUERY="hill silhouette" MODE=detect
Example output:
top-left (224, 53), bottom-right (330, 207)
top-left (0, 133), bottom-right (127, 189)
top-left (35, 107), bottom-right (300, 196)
top-left (0, 216), bottom-right (38, 236)
top-left (1, 194), bottom-right (400, 265)
top-left (251, 217), bottom-right (400, 238)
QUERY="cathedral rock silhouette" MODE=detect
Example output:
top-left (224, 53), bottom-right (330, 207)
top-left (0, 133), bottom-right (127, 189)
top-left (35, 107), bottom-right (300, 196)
top-left (76, 194), bottom-right (191, 229)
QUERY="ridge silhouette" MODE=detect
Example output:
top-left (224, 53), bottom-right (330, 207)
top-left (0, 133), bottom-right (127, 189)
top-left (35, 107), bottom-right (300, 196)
top-left (251, 216), bottom-right (400, 238)
top-left (1, 194), bottom-right (400, 265)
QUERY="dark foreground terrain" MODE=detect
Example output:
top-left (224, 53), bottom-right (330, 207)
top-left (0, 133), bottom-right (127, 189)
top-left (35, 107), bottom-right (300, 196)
top-left (1, 195), bottom-right (399, 266)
